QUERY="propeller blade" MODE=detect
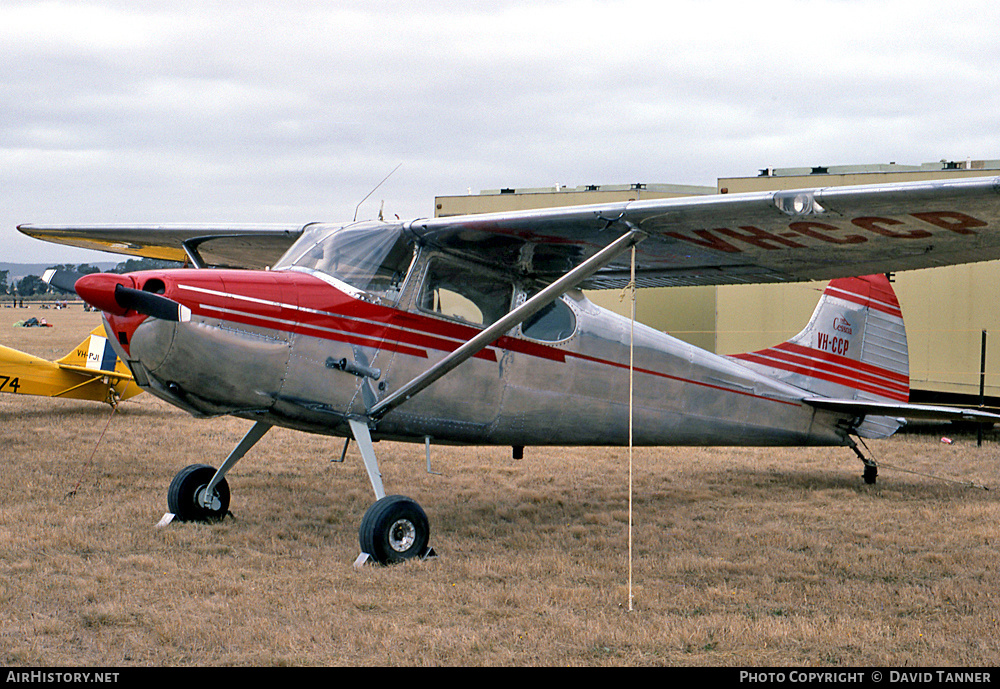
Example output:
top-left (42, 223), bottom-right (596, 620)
top-left (41, 269), bottom-right (86, 294)
top-left (114, 284), bottom-right (191, 322)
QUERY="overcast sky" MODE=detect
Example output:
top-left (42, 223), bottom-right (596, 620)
top-left (3, 0), bottom-right (999, 264)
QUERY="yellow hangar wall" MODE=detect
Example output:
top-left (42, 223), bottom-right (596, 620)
top-left (434, 163), bottom-right (1000, 404)
top-left (717, 162), bottom-right (1000, 404)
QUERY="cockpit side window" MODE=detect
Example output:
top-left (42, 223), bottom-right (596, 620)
top-left (418, 259), bottom-right (513, 327)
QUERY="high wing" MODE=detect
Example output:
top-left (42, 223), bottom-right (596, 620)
top-left (407, 176), bottom-right (1000, 288)
top-left (17, 176), bottom-right (1000, 286)
top-left (17, 224), bottom-right (306, 270)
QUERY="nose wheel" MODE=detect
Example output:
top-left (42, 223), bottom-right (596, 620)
top-left (163, 422), bottom-right (269, 524)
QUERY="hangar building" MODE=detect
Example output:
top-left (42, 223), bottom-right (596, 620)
top-left (434, 160), bottom-right (1000, 408)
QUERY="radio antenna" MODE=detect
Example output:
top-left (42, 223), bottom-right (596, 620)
top-left (354, 163), bottom-right (402, 222)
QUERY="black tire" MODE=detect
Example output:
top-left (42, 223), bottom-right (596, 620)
top-left (863, 464), bottom-right (878, 485)
top-left (359, 495), bottom-right (430, 565)
top-left (167, 464), bottom-right (230, 521)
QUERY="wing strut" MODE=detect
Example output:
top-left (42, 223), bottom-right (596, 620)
top-left (368, 227), bottom-right (647, 421)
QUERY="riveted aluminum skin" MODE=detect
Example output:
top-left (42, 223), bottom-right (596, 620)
top-left (104, 257), bottom-right (844, 450)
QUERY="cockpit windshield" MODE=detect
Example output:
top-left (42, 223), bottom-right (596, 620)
top-left (274, 222), bottom-right (415, 301)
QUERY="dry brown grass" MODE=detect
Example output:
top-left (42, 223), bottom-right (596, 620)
top-left (2, 305), bottom-right (999, 667)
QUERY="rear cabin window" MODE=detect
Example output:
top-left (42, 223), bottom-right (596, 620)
top-left (521, 297), bottom-right (576, 342)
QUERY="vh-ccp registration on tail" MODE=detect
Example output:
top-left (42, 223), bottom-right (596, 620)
top-left (19, 175), bottom-right (1000, 565)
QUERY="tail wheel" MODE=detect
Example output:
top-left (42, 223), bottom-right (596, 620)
top-left (863, 463), bottom-right (878, 485)
top-left (167, 464), bottom-right (230, 521)
top-left (359, 495), bottom-right (430, 565)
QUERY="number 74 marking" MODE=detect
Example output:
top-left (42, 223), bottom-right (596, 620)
top-left (0, 375), bottom-right (21, 392)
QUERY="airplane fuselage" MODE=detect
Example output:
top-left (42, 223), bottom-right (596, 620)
top-left (99, 259), bottom-right (847, 450)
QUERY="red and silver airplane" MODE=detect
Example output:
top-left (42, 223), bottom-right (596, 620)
top-left (19, 175), bottom-right (1000, 564)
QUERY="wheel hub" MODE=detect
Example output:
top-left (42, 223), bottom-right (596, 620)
top-left (195, 486), bottom-right (222, 511)
top-left (388, 518), bottom-right (416, 552)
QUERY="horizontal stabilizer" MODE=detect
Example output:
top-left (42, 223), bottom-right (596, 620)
top-left (804, 397), bottom-right (1000, 424)
top-left (55, 363), bottom-right (134, 380)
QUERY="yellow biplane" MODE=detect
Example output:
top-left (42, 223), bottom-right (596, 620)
top-left (0, 326), bottom-right (140, 406)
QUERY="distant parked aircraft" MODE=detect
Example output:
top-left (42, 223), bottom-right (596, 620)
top-left (0, 326), bottom-right (140, 406)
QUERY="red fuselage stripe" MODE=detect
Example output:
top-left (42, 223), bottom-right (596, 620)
top-left (735, 344), bottom-right (910, 393)
top-left (732, 351), bottom-right (909, 402)
top-left (173, 279), bottom-right (801, 409)
top-left (564, 350), bottom-right (802, 407)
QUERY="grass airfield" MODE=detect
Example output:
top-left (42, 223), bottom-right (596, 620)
top-left (1, 304), bottom-right (999, 666)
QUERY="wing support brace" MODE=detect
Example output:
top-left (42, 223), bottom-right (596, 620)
top-left (368, 227), bottom-right (647, 421)
top-left (180, 237), bottom-right (213, 269)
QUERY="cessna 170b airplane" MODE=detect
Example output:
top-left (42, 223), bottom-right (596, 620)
top-left (18, 175), bottom-right (1000, 565)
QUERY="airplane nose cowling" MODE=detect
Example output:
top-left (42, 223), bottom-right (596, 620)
top-left (75, 273), bottom-right (191, 322)
top-left (75, 273), bottom-right (135, 316)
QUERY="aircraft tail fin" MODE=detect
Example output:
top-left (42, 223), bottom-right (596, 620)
top-left (56, 327), bottom-right (121, 371)
top-left (730, 274), bottom-right (908, 438)
top-left (56, 326), bottom-right (141, 401)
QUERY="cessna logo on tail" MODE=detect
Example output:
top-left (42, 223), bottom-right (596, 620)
top-left (833, 317), bottom-right (853, 335)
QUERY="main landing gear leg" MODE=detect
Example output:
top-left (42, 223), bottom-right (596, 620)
top-left (348, 418), bottom-right (385, 500)
top-left (349, 418), bottom-right (434, 567)
top-left (162, 420), bottom-right (272, 524)
top-left (848, 437), bottom-right (878, 485)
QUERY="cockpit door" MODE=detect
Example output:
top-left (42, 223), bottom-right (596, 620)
top-left (372, 251), bottom-right (515, 437)
top-left (273, 222), bottom-right (418, 419)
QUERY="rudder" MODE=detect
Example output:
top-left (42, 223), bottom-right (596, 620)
top-left (57, 326), bottom-right (122, 373)
top-left (730, 274), bottom-right (909, 437)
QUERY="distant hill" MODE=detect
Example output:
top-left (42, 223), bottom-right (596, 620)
top-left (0, 262), bottom-right (119, 280)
